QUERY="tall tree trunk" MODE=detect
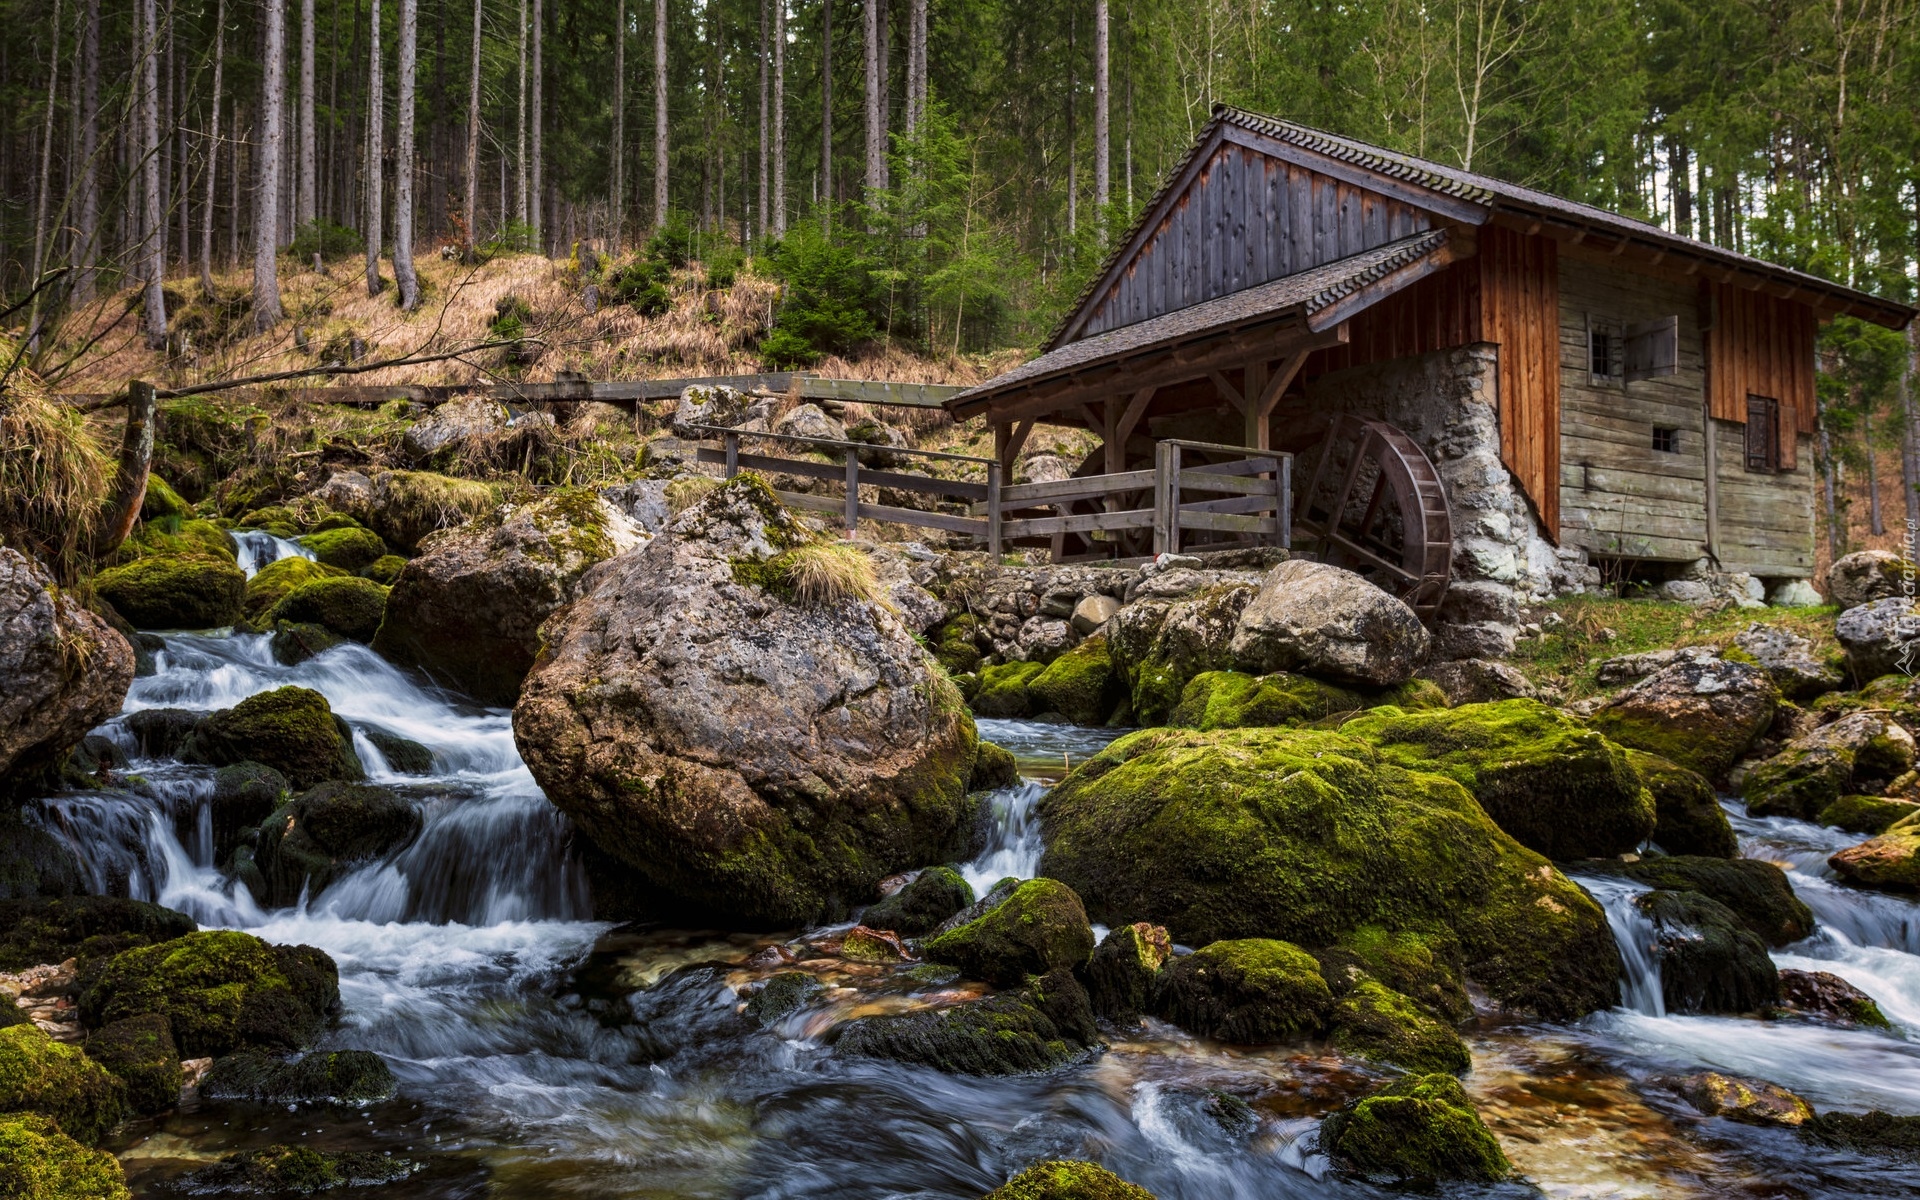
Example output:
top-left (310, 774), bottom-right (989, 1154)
top-left (1668, 136), bottom-right (1690, 238)
top-left (254, 0), bottom-right (286, 329)
top-left (756, 0), bottom-right (767, 242)
top-left (326, 0), bottom-right (339, 222)
top-left (612, 0), bottom-right (625, 250)
top-left (820, 0), bottom-right (831, 230)
top-left (142, 0), bottom-right (170, 347)
top-left (200, 0), bottom-right (225, 293)
top-left (27, 0), bottom-right (63, 347)
top-left (1093, 0), bottom-right (1109, 224)
top-left (516, 0), bottom-right (527, 226)
top-left (772, 0), bottom-right (784, 235)
top-left (430, 0), bottom-right (447, 241)
top-left (905, 0), bottom-right (923, 136)
top-left (862, 0), bottom-right (883, 200)
top-left (230, 102), bottom-right (242, 267)
top-left (176, 20), bottom-right (191, 269)
top-left (653, 0), bottom-right (667, 228)
top-left (1065, 6), bottom-right (1076, 239)
top-left (73, 0), bottom-right (100, 304)
top-left (1865, 395), bottom-right (1886, 536)
top-left (298, 0), bottom-right (316, 225)
top-left (162, 7), bottom-right (174, 269)
top-left (464, 0), bottom-right (481, 248)
top-left (531, 0), bottom-right (543, 249)
top-left (395, 0), bottom-right (419, 306)
top-left (365, 0), bottom-right (384, 294)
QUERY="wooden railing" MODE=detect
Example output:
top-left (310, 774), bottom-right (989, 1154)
top-left (689, 427), bottom-right (1290, 562)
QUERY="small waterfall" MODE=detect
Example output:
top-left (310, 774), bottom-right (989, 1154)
top-left (233, 529), bottom-right (314, 577)
top-left (1572, 873), bottom-right (1665, 1016)
top-left (961, 780), bottom-right (1047, 896)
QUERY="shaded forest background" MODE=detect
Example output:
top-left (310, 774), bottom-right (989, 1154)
top-left (1, 0), bottom-right (1918, 558)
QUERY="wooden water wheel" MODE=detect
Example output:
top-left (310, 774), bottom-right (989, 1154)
top-left (1294, 415), bottom-right (1452, 619)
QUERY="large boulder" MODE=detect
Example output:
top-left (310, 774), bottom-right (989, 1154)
top-left (0, 1024), bottom-right (125, 1145)
top-left (1085, 923), bottom-right (1171, 1024)
top-left (512, 476), bottom-right (981, 926)
top-left (1587, 658), bottom-right (1778, 779)
top-left (0, 1113), bottom-right (131, 1198)
top-left (1627, 750), bottom-right (1737, 858)
top-left (182, 685), bottom-right (363, 790)
top-left (93, 553), bottom-right (246, 630)
top-left (241, 556), bottom-right (346, 623)
top-left (922, 878), bottom-right (1095, 986)
top-left (1639, 889), bottom-right (1780, 1014)
top-left (1228, 560), bottom-right (1428, 687)
top-left (265, 576), bottom-right (389, 643)
top-left (0, 546), bottom-right (133, 788)
top-left (1328, 979), bottom-right (1471, 1075)
top-left (1740, 711), bottom-right (1916, 821)
top-left (671, 384), bottom-right (772, 434)
top-left (1107, 584), bottom-right (1255, 725)
top-left (1836, 598), bottom-right (1920, 685)
top-left (1025, 635), bottom-right (1122, 725)
top-left (338, 470), bottom-right (499, 554)
top-left (0, 896), bottom-right (197, 978)
top-left (1151, 938), bottom-right (1333, 1043)
top-left (250, 782), bottom-right (423, 907)
top-left (373, 488), bottom-right (644, 704)
top-left (982, 1161), bottom-right (1154, 1200)
top-left (1169, 670), bottom-right (1443, 730)
top-left (1320, 1073), bottom-right (1512, 1186)
top-left (83, 1013), bottom-right (180, 1116)
top-left (1827, 549), bottom-right (1910, 610)
top-left (1595, 856), bottom-right (1813, 946)
top-left (79, 930), bottom-right (339, 1058)
top-left (400, 395), bottom-right (510, 464)
top-left (773, 403), bottom-right (844, 442)
top-left (1038, 727), bottom-right (1621, 1019)
top-left (1343, 700), bottom-right (1654, 860)
top-left (295, 525), bottom-right (388, 574)
top-left (1829, 831), bottom-right (1920, 890)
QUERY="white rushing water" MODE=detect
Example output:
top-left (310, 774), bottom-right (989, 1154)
top-left (231, 528), bottom-right (314, 577)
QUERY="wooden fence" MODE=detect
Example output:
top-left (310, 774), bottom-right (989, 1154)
top-left (693, 426), bottom-right (1290, 562)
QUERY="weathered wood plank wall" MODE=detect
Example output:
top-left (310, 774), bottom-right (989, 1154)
top-left (1706, 284), bottom-right (1818, 434)
top-left (1713, 422), bottom-right (1815, 576)
top-left (1479, 226), bottom-right (1561, 536)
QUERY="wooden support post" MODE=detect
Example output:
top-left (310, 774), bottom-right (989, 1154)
top-left (1280, 453), bottom-right (1292, 550)
top-left (1166, 441), bottom-right (1183, 554)
top-left (724, 431), bottom-right (740, 477)
top-left (1152, 441), bottom-right (1173, 556)
top-left (1242, 361), bottom-right (1269, 449)
top-left (995, 418), bottom-right (1035, 477)
top-left (844, 452), bottom-right (860, 537)
top-left (986, 460), bottom-right (1003, 559)
top-left (1702, 400), bottom-right (1719, 563)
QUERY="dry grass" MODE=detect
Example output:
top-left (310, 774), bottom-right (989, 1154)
top-left (0, 337), bottom-right (112, 574)
top-left (784, 542), bottom-right (884, 606)
top-left (664, 476), bottom-right (721, 514)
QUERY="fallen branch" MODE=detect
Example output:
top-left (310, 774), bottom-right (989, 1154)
top-left (68, 339), bottom-right (529, 411)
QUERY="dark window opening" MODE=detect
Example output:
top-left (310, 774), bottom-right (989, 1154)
top-left (1652, 427), bottom-right (1678, 453)
top-left (1590, 331), bottom-right (1615, 378)
top-left (1587, 316), bottom-right (1624, 386)
top-left (1746, 395), bottom-right (1781, 471)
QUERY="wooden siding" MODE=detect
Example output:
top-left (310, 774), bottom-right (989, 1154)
top-left (1479, 227), bottom-right (1561, 536)
top-left (1304, 259), bottom-right (1483, 376)
top-left (1083, 142), bottom-right (1432, 337)
top-left (1713, 422), bottom-right (1816, 576)
top-left (1707, 284), bottom-right (1818, 434)
top-left (1557, 257), bottom-right (1710, 561)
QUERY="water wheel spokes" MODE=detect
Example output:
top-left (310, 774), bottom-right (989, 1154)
top-left (1295, 415), bottom-right (1452, 619)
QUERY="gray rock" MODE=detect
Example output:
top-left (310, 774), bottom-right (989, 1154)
top-left (846, 420), bottom-right (912, 468)
top-left (1016, 454), bottom-right (1073, 485)
top-left (1071, 594), bottom-right (1120, 635)
top-left (1836, 598), bottom-right (1920, 685)
top-left (1595, 645), bottom-right (1722, 687)
top-left (1015, 616), bottom-right (1075, 663)
top-left (1438, 580), bottom-right (1520, 626)
top-left (773, 403), bottom-right (845, 443)
top-left (1123, 566), bottom-right (1263, 604)
top-left (1419, 658), bottom-right (1536, 706)
top-left (1229, 559), bottom-right (1429, 686)
top-left (1733, 622), bottom-right (1845, 700)
top-left (1588, 658), bottom-right (1780, 779)
top-left (1828, 550), bottom-right (1912, 611)
top-left (1428, 620), bottom-right (1518, 663)
top-left (0, 547), bottom-right (135, 786)
top-left (311, 469), bottom-right (375, 518)
top-left (672, 384), bottom-right (776, 435)
top-left (598, 480), bottom-right (673, 533)
top-left (1769, 579), bottom-right (1823, 608)
top-left (1660, 579), bottom-right (1716, 606)
top-left (401, 396), bottom-right (510, 463)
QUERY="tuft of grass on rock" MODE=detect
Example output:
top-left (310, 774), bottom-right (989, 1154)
top-left (783, 542), bottom-right (883, 606)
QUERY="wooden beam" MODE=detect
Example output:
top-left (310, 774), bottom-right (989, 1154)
top-left (995, 419), bottom-right (1035, 475)
top-left (1240, 360), bottom-right (1267, 448)
top-left (1208, 370), bottom-right (1246, 415)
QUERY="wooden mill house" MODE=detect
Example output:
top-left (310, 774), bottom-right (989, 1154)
top-left (947, 106), bottom-right (1915, 645)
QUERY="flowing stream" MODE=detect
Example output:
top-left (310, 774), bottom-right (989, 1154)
top-left (18, 616), bottom-right (1920, 1197)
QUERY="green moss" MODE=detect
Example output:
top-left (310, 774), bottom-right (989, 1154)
top-left (1037, 727), bottom-right (1622, 1020)
top-left (1805, 1111), bottom-right (1920, 1160)
top-left (170, 1145), bottom-right (417, 1194)
top-left (983, 1160), bottom-right (1156, 1200)
top-left (729, 553), bottom-right (800, 603)
top-left (1740, 746), bottom-right (1854, 821)
top-left (1027, 636), bottom-right (1121, 725)
top-left (364, 730), bottom-right (433, 775)
top-left (79, 930), bottom-right (339, 1058)
top-left (1818, 794), bottom-right (1920, 835)
top-left (371, 470), bottom-right (499, 551)
top-left (1830, 831), bottom-right (1920, 889)
top-left (1315, 925), bottom-right (1473, 1024)
top-left (525, 487), bottom-right (619, 565)
top-left (183, 685), bottom-right (363, 790)
top-left (1170, 670), bottom-right (1368, 730)
top-left (252, 782), bottom-right (422, 907)
top-left (200, 1049), bottom-right (396, 1105)
top-left (1343, 700), bottom-right (1655, 860)
top-left (265, 576), bottom-right (390, 642)
top-left (93, 554), bottom-right (246, 630)
top-left (0, 897), bottom-right (197, 978)
top-left (969, 741), bottom-right (1019, 792)
top-left (139, 475), bottom-right (190, 521)
top-left (1153, 938), bottom-right (1332, 1044)
top-left (361, 553), bottom-right (407, 585)
top-left (746, 972), bottom-right (826, 1026)
top-left (1596, 856), bottom-right (1814, 946)
top-left (972, 661), bottom-right (1046, 719)
top-left (296, 526), bottom-right (388, 574)
top-left (1109, 585), bottom-right (1254, 726)
top-left (82, 1014), bottom-right (179, 1116)
top-left (1085, 922), bottom-right (1172, 1024)
top-left (933, 614), bottom-right (983, 676)
top-left (1330, 979), bottom-right (1472, 1074)
top-left (237, 505), bottom-right (306, 536)
top-left (1638, 889), bottom-right (1780, 1014)
top-left (923, 878), bottom-right (1095, 985)
top-left (1627, 750), bottom-right (1738, 858)
top-left (269, 621), bottom-right (345, 666)
top-left (1586, 664), bottom-right (1780, 780)
top-left (864, 867), bottom-right (974, 936)
top-left (111, 516), bottom-right (239, 565)
top-left (0, 1026), bottom-right (124, 1145)
top-left (835, 972), bottom-right (1097, 1076)
top-left (1321, 1073), bottom-right (1512, 1185)
top-left (0, 1113), bottom-right (130, 1200)
top-left (243, 555), bottom-right (348, 622)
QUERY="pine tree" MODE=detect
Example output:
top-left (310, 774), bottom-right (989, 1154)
top-left (394, 0), bottom-right (419, 307)
top-left (255, 0), bottom-right (287, 329)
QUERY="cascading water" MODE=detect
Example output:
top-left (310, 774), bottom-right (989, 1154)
top-left (1571, 872), bottom-right (1667, 1017)
top-left (231, 528), bottom-right (314, 576)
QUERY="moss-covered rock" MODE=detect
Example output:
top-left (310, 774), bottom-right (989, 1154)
top-left (1314, 925), bottom-right (1472, 1024)
top-left (268, 621), bottom-right (344, 666)
top-left (140, 475), bottom-right (191, 521)
top-left (242, 556), bottom-right (348, 623)
top-left (182, 686), bottom-right (363, 790)
top-left (1627, 750), bottom-right (1737, 858)
top-left (1817, 794), bottom-right (1920, 835)
top-left (1085, 922), bottom-right (1172, 1024)
top-left (835, 970), bottom-right (1098, 1076)
top-left (82, 1014), bottom-right (179, 1116)
top-left (1320, 1073), bottom-right (1512, 1186)
top-left (265, 576), bottom-right (390, 643)
top-left (1170, 670), bottom-right (1365, 730)
top-left (745, 971), bottom-right (826, 1026)
top-left (1779, 968), bottom-right (1894, 1028)
top-left (864, 867), bottom-right (974, 936)
top-left (1108, 585), bottom-right (1255, 726)
top-left (1829, 831), bottom-right (1920, 890)
top-left (933, 614), bottom-right (984, 677)
top-left (969, 741), bottom-right (1019, 792)
top-left (1330, 979), bottom-right (1471, 1074)
top-left (923, 878), bottom-right (1095, 986)
top-left (361, 553), bottom-right (408, 586)
top-left (1343, 700), bottom-right (1654, 860)
top-left (1027, 636), bottom-right (1121, 725)
top-left (252, 782), bottom-right (421, 907)
top-left (1038, 727), bottom-right (1622, 1020)
top-left (0, 896), bottom-right (197, 980)
top-left (1587, 658), bottom-right (1778, 780)
top-left (169, 1145), bottom-right (417, 1194)
top-left (199, 1049), bottom-right (396, 1105)
top-left (973, 661), bottom-right (1046, 719)
top-left (0, 1113), bottom-right (130, 1200)
top-left (363, 469), bottom-right (499, 553)
top-left (1742, 712), bottom-right (1917, 821)
top-left (1152, 939), bottom-right (1332, 1044)
top-left (363, 729), bottom-right (433, 775)
top-left (93, 554), bottom-right (246, 630)
top-left (111, 517), bottom-right (239, 566)
top-left (1609, 856), bottom-right (1814, 946)
top-left (210, 762), bottom-right (289, 863)
top-left (0, 1025), bottom-right (124, 1145)
top-left (982, 1160), bottom-right (1156, 1200)
top-left (296, 526), bottom-right (388, 574)
top-left (1639, 889), bottom-right (1780, 1014)
top-left (79, 930), bottom-right (338, 1058)
top-left (1805, 1111), bottom-right (1920, 1161)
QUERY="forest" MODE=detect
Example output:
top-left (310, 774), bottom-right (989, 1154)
top-left (0, 0), bottom-right (1917, 551)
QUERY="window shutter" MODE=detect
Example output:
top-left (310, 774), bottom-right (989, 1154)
top-left (1626, 315), bottom-right (1679, 381)
top-left (1777, 400), bottom-right (1797, 469)
top-left (1745, 395), bottom-right (1773, 471)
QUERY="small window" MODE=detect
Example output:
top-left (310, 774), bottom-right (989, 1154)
top-left (1627, 315), bottom-right (1680, 380)
top-left (1745, 395), bottom-right (1780, 471)
top-left (1587, 317), bottom-right (1623, 386)
top-left (1652, 427), bottom-right (1678, 453)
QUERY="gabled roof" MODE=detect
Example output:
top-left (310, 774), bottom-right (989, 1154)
top-left (1047, 106), bottom-right (1913, 348)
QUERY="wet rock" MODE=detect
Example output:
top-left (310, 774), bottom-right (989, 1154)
top-left (1154, 938), bottom-right (1332, 1044)
top-left (834, 970), bottom-right (1098, 1076)
top-left (745, 971), bottom-right (825, 1026)
top-left (863, 866), bottom-right (974, 937)
top-left (200, 1048), bottom-right (397, 1104)
top-left (1320, 1073), bottom-right (1512, 1185)
top-left (1828, 831), bottom-right (1920, 890)
top-left (1085, 922), bottom-right (1171, 1025)
top-left (1329, 979), bottom-right (1470, 1075)
top-left (1026, 636), bottom-right (1121, 725)
top-left (841, 926), bottom-right (909, 961)
top-left (93, 553), bottom-right (247, 631)
top-left (973, 661), bottom-right (1045, 718)
top-left (0, 897), bottom-right (198, 985)
top-left (373, 488), bottom-right (645, 706)
top-left (269, 620), bottom-right (345, 666)
top-left (1346, 699), bottom-right (1653, 860)
top-left (252, 782), bottom-right (422, 907)
top-left (981, 1160), bottom-right (1155, 1199)
top-left (934, 877), bottom-right (1019, 937)
top-left (1672, 1071), bottom-right (1813, 1127)
top-left (242, 556), bottom-right (347, 623)
top-left (1827, 549), bottom-right (1911, 610)
top-left (363, 730), bottom-right (433, 775)
top-left (121, 707), bottom-right (203, 759)
top-left (1742, 712), bottom-right (1917, 821)
top-left (1617, 750), bottom-right (1735, 858)
top-left (1836, 598), bottom-right (1920, 685)
top-left (1314, 927), bottom-right (1473, 1025)
top-left (514, 477), bottom-right (980, 926)
top-left (1731, 623), bottom-right (1845, 700)
top-left (1418, 658), bottom-right (1535, 706)
top-left (923, 879), bottom-right (1094, 986)
top-left (209, 762), bottom-right (289, 862)
top-left (182, 685), bottom-right (363, 790)
top-left (1638, 889), bottom-right (1780, 1014)
top-left (0, 1023), bottom-right (125, 1144)
top-left (1588, 657), bottom-right (1778, 779)
top-left (0, 1112), bottom-right (130, 1198)
top-left (83, 1013), bottom-right (180, 1115)
top-left (969, 742), bottom-right (1019, 792)
top-left (1108, 584), bottom-right (1255, 726)
top-left (1804, 1111), bottom-right (1920, 1161)
top-left (170, 1145), bottom-right (418, 1194)
top-left (0, 546), bottom-right (134, 790)
top-left (361, 554), bottom-right (407, 586)
top-left (1039, 727), bottom-right (1622, 1020)
top-left (1600, 856), bottom-right (1814, 946)
top-left (296, 525), bottom-right (388, 574)
top-left (266, 576), bottom-right (390, 643)
top-left (0, 817), bottom-right (85, 902)
top-left (1816, 794), bottom-right (1920, 834)
top-left (1777, 968), bottom-right (1893, 1028)
top-left (80, 930), bottom-right (339, 1057)
top-left (1229, 560), bottom-right (1428, 687)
